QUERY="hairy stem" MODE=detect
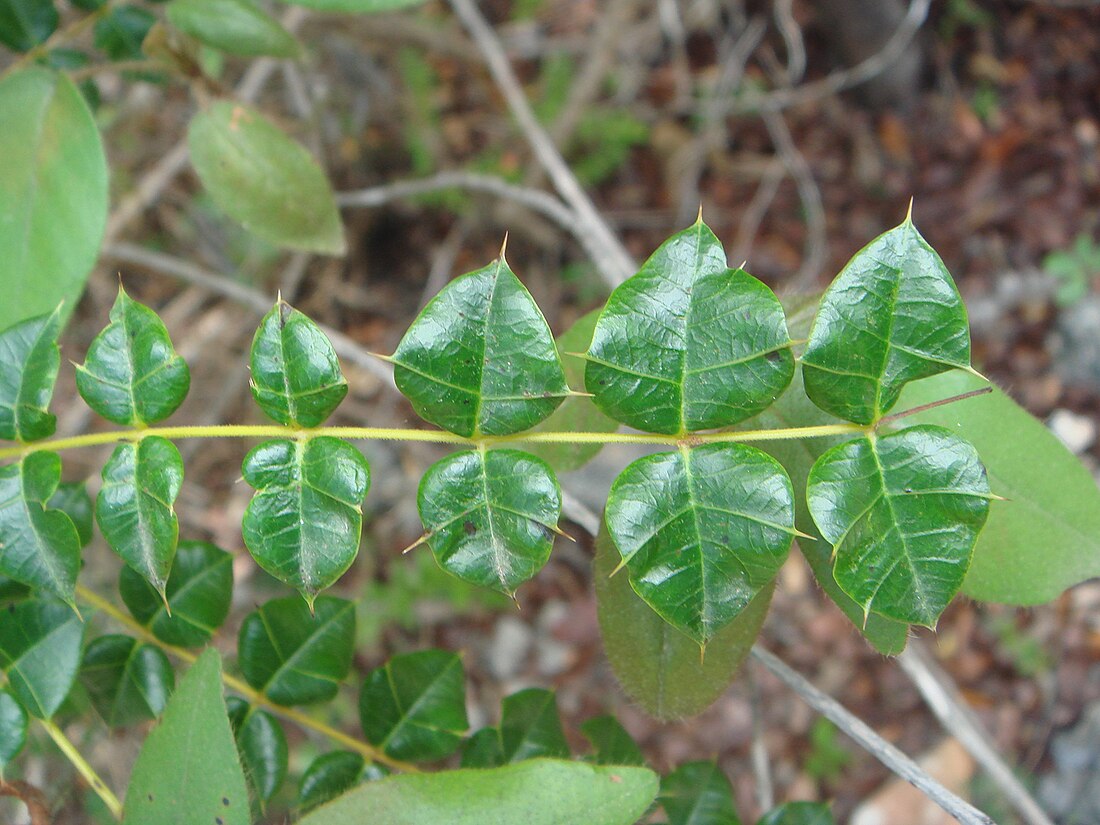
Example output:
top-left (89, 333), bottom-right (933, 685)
top-left (876, 386), bottom-right (993, 427)
top-left (39, 718), bottom-right (124, 820)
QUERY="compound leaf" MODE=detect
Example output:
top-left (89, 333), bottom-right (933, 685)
top-left (605, 444), bottom-right (795, 646)
top-left (586, 219), bottom-right (794, 435)
top-left (226, 698), bottom-right (288, 803)
top-left (499, 688), bottom-right (569, 763)
top-left (0, 597), bottom-right (84, 718)
top-left (166, 0), bottom-right (301, 58)
top-left (249, 300), bottom-right (348, 428)
top-left (0, 451), bottom-right (81, 606)
top-left (96, 437), bottom-right (183, 599)
top-left (80, 634), bottom-right (174, 727)
top-left (756, 802), bottom-right (836, 825)
top-left (297, 759), bottom-right (659, 825)
top-left (119, 540), bottom-right (233, 648)
top-left (660, 761), bottom-right (741, 825)
top-left (76, 288), bottom-right (190, 427)
top-left (392, 257), bottom-right (569, 437)
top-left (123, 649), bottom-right (249, 825)
top-left (801, 218), bottom-right (971, 424)
top-left (807, 425), bottom-right (992, 627)
top-left (359, 649), bottom-right (467, 762)
top-left (581, 715), bottom-right (645, 767)
top-left (0, 688), bottom-right (27, 776)
top-left (0, 0), bottom-right (58, 51)
top-left (0, 308), bottom-right (61, 442)
top-left (417, 449), bottom-right (561, 596)
top-left (0, 69), bottom-right (107, 332)
top-left (188, 101), bottom-right (345, 254)
top-left (237, 595), bottom-right (355, 706)
top-left (47, 481), bottom-right (93, 547)
top-left (241, 437), bottom-right (369, 604)
top-left (299, 751), bottom-right (369, 812)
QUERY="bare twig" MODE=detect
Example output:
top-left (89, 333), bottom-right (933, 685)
top-left (0, 779), bottom-right (50, 825)
top-left (750, 645), bottom-right (996, 825)
top-left (746, 663), bottom-right (776, 812)
top-left (898, 640), bottom-right (1056, 825)
top-left (773, 0), bottom-right (806, 84)
top-left (732, 161), bottom-right (785, 264)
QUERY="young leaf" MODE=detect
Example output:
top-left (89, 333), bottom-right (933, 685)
top-left (249, 300), bottom-right (348, 428)
top-left (800, 218), bottom-right (971, 424)
top-left (94, 5), bottom-right (155, 61)
top-left (586, 219), bottom-right (794, 435)
top-left (80, 634), bottom-right (174, 727)
top-left (359, 649), bottom-right (468, 762)
top-left (0, 688), bottom-right (27, 776)
top-left (807, 425), bottom-right (992, 627)
top-left (0, 69), bottom-right (107, 332)
top-left (47, 481), bottom-right (94, 547)
top-left (119, 540), bottom-right (233, 648)
top-left (188, 101), bottom-right (345, 254)
top-left (756, 802), bottom-right (836, 825)
top-left (299, 751), bottom-right (368, 812)
top-left (605, 445), bottom-right (795, 646)
top-left (901, 370), bottom-right (1100, 604)
top-left (391, 257), bottom-right (569, 437)
top-left (297, 760), bottom-right (659, 825)
top-left (76, 288), bottom-right (191, 427)
top-left (226, 698), bottom-right (289, 803)
top-left (96, 437), bottom-right (184, 598)
top-left (417, 449), bottom-right (561, 596)
top-left (659, 761), bottom-right (741, 825)
top-left (0, 0), bottom-right (58, 51)
top-left (241, 437), bottom-right (369, 603)
top-left (166, 0), bottom-right (301, 58)
top-left (0, 452), bottom-right (82, 606)
top-left (0, 597), bottom-right (84, 718)
top-left (0, 308), bottom-right (61, 442)
top-left (499, 688), bottom-right (569, 763)
top-left (594, 524), bottom-right (773, 720)
top-left (237, 596), bottom-right (355, 706)
top-left (123, 649), bottom-right (249, 825)
top-left (581, 715), bottom-right (645, 766)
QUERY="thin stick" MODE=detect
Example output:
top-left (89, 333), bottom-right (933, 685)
top-left (750, 645), bottom-right (996, 825)
top-left (746, 663), bottom-right (775, 812)
top-left (877, 386), bottom-right (993, 426)
top-left (39, 719), bottom-right (124, 820)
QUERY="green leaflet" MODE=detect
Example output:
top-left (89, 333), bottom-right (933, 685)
top-left (0, 0), bottom-right (58, 51)
top-left (96, 437), bottom-right (184, 598)
top-left (48, 481), bottom-right (94, 547)
top-left (94, 5), bottom-right (155, 61)
top-left (417, 449), bottom-right (561, 596)
top-left (166, 0), bottom-right (301, 58)
top-left (581, 716), bottom-right (645, 767)
top-left (297, 759), bottom-right (659, 825)
top-left (188, 101), bottom-right (345, 255)
top-left (76, 288), bottom-right (191, 427)
top-left (299, 751), bottom-right (370, 812)
top-left (659, 761), bottom-right (741, 825)
top-left (605, 444), bottom-right (795, 646)
top-left (119, 540), bottom-right (233, 648)
top-left (807, 425), bottom-right (992, 627)
top-left (801, 218), bottom-right (972, 424)
top-left (756, 802), bottom-right (836, 825)
top-left (0, 69), bottom-right (107, 332)
top-left (391, 257), bottom-right (569, 438)
top-left (0, 451), bottom-right (81, 606)
top-left (0, 597), bottom-right (84, 719)
top-left (0, 688), bottom-right (27, 776)
top-left (359, 649), bottom-right (468, 762)
top-left (249, 300), bottom-right (348, 428)
top-left (237, 596), bottom-right (355, 706)
top-left (80, 634), bottom-right (174, 727)
top-left (226, 698), bottom-right (289, 803)
top-left (0, 308), bottom-right (61, 442)
top-left (462, 688), bottom-right (570, 768)
top-left (241, 437), bottom-right (369, 604)
top-left (594, 525), bottom-right (773, 720)
top-left (123, 649), bottom-right (249, 825)
top-left (586, 219), bottom-right (794, 435)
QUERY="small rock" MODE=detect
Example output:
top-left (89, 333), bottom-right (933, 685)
top-left (487, 616), bottom-right (534, 681)
top-left (1048, 409), bottom-right (1097, 455)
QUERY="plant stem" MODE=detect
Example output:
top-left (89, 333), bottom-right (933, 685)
top-left (75, 585), bottom-right (418, 774)
top-left (38, 718), bottom-right (124, 820)
top-left (876, 386), bottom-right (993, 427)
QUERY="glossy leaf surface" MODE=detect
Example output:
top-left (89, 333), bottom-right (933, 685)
top-left (660, 761), bottom-right (741, 825)
top-left (76, 289), bottom-right (190, 426)
top-left (241, 437), bottom-right (369, 604)
top-left (801, 219), bottom-right (971, 424)
top-left (226, 698), bottom-right (288, 803)
top-left (48, 482), bottom-right (93, 547)
top-left (595, 525), bottom-right (772, 719)
top-left (902, 370), bottom-right (1100, 604)
top-left (0, 308), bottom-right (60, 442)
top-left (0, 688), bottom-right (27, 775)
top-left (123, 649), bottom-right (249, 825)
top-left (0, 597), bottom-right (83, 718)
top-left (0, 452), bottom-right (81, 605)
top-left (298, 759), bottom-right (658, 825)
top-left (249, 300), bottom-right (347, 428)
top-left (586, 220), bottom-right (793, 434)
top-left (756, 802), bottom-right (836, 825)
top-left (359, 649), bottom-right (467, 762)
top-left (120, 540), bottom-right (233, 647)
top-left (166, 0), bottom-right (300, 57)
top-left (188, 101), bottom-right (345, 254)
top-left (238, 596), bottom-right (355, 706)
top-left (605, 444), bottom-right (795, 645)
top-left (299, 751), bottom-right (367, 812)
top-left (807, 425), bottom-right (991, 626)
top-left (96, 437), bottom-right (183, 598)
top-left (417, 449), bottom-right (561, 596)
top-left (392, 257), bottom-right (569, 437)
top-left (0, 69), bottom-right (107, 332)
top-left (80, 634), bottom-right (174, 727)
top-left (581, 715), bottom-right (645, 766)
top-left (0, 0), bottom-right (58, 51)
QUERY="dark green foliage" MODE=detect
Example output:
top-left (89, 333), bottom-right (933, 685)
top-left (0, 597), bottom-right (84, 718)
top-left (80, 634), bottom-right (174, 727)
